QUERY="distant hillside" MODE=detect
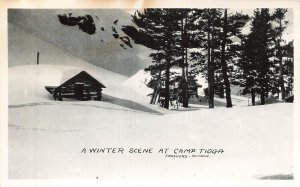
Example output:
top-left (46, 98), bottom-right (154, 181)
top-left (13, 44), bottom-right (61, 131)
top-left (8, 9), bottom-right (153, 77)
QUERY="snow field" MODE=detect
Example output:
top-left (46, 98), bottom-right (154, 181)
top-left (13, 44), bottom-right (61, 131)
top-left (9, 101), bottom-right (293, 179)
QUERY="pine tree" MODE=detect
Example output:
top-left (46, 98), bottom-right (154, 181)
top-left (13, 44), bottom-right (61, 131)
top-left (190, 9), bottom-right (223, 108)
top-left (220, 9), bottom-right (249, 107)
top-left (236, 33), bottom-right (259, 105)
top-left (282, 40), bottom-right (294, 97)
top-left (240, 9), bottom-right (273, 105)
top-left (220, 9), bottom-right (230, 106)
top-left (272, 8), bottom-right (289, 100)
top-left (130, 9), bottom-right (182, 109)
top-left (167, 9), bottom-right (192, 108)
top-left (178, 9), bottom-right (191, 107)
top-left (146, 51), bottom-right (164, 104)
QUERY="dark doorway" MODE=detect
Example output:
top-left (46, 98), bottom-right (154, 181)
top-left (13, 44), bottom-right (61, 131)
top-left (74, 83), bottom-right (84, 100)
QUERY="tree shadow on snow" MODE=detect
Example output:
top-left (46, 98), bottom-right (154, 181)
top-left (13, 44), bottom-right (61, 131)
top-left (258, 174), bottom-right (293, 180)
top-left (189, 95), bottom-right (228, 107)
top-left (102, 94), bottom-right (162, 115)
top-left (169, 104), bottom-right (208, 111)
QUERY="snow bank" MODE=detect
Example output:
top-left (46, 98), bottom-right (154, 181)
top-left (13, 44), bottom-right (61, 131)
top-left (122, 69), bottom-right (153, 96)
top-left (9, 65), bottom-right (73, 104)
top-left (8, 64), bottom-right (154, 105)
top-left (8, 63), bottom-right (169, 117)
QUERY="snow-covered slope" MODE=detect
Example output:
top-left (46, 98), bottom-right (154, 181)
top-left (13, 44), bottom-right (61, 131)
top-left (8, 9), bottom-right (153, 77)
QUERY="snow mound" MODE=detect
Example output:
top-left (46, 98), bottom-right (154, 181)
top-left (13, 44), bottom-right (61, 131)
top-left (195, 73), bottom-right (208, 95)
top-left (9, 65), bottom-right (74, 104)
top-left (8, 64), bottom-right (152, 106)
top-left (122, 70), bottom-right (153, 96)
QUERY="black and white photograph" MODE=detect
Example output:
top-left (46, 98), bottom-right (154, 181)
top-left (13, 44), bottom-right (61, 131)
top-left (1, 1), bottom-right (299, 186)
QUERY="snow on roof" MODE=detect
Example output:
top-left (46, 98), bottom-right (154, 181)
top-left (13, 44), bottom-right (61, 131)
top-left (60, 69), bottom-right (82, 84)
top-left (60, 69), bottom-right (106, 87)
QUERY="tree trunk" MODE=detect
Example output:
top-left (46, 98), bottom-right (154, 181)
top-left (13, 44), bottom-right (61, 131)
top-left (279, 63), bottom-right (285, 100)
top-left (207, 32), bottom-right (212, 107)
top-left (221, 9), bottom-right (233, 108)
top-left (278, 49), bottom-right (285, 100)
top-left (208, 17), bottom-right (214, 109)
top-left (265, 74), bottom-right (269, 98)
top-left (260, 80), bottom-right (265, 105)
top-left (209, 50), bottom-right (215, 108)
top-left (183, 46), bottom-right (189, 107)
top-left (220, 84), bottom-right (225, 99)
top-left (251, 89), bottom-right (256, 105)
top-left (150, 69), bottom-right (161, 104)
top-left (164, 64), bottom-right (170, 109)
top-left (181, 18), bottom-right (188, 108)
top-left (150, 87), bottom-right (156, 104)
top-left (278, 19), bottom-right (286, 100)
top-left (164, 42), bottom-right (171, 109)
top-left (261, 91), bottom-right (265, 105)
top-left (260, 64), bottom-right (267, 105)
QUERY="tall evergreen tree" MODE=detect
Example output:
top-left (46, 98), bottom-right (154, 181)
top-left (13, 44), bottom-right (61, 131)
top-left (130, 9), bottom-right (182, 109)
top-left (146, 51), bottom-right (164, 104)
top-left (190, 9), bottom-right (249, 108)
top-left (240, 9), bottom-right (273, 105)
top-left (272, 8), bottom-right (289, 100)
top-left (190, 9), bottom-right (223, 108)
top-left (282, 40), bottom-right (294, 97)
top-left (220, 9), bottom-right (249, 107)
top-left (220, 9), bottom-right (231, 107)
top-left (236, 33), bottom-right (258, 105)
top-left (178, 9), bottom-right (191, 107)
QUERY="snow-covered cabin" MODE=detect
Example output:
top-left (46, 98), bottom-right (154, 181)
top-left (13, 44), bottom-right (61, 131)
top-left (45, 71), bottom-right (106, 101)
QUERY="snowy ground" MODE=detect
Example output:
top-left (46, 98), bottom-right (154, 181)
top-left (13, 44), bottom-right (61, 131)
top-left (8, 64), bottom-right (293, 180)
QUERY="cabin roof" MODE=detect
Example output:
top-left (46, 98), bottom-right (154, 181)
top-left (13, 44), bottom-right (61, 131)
top-left (56, 71), bottom-right (106, 90)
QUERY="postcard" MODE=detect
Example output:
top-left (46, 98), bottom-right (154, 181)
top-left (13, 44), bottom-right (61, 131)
top-left (1, 0), bottom-right (299, 187)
